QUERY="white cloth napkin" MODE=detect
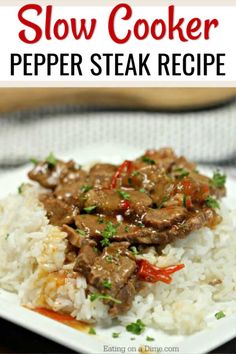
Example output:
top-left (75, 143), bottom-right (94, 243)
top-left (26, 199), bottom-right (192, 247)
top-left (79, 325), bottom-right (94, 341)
top-left (0, 101), bottom-right (235, 175)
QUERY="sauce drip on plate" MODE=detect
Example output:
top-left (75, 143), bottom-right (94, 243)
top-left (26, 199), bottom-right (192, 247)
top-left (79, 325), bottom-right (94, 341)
top-left (33, 307), bottom-right (89, 331)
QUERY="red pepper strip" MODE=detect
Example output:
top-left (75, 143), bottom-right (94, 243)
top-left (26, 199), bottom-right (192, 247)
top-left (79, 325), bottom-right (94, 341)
top-left (120, 199), bottom-right (131, 211)
top-left (110, 160), bottom-right (133, 189)
top-left (137, 259), bottom-right (185, 284)
top-left (186, 196), bottom-right (192, 208)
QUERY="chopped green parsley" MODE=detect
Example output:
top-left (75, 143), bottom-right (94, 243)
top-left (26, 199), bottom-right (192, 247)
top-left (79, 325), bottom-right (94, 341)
top-left (18, 183), bottom-right (24, 195)
top-left (45, 152), bottom-right (57, 168)
top-left (118, 190), bottom-right (130, 200)
top-left (146, 336), bottom-right (155, 342)
top-left (76, 229), bottom-right (86, 236)
top-left (130, 246), bottom-right (139, 256)
top-left (215, 311), bottom-right (226, 320)
top-left (80, 185), bottom-right (93, 193)
top-left (131, 171), bottom-right (140, 177)
top-left (126, 319), bottom-right (145, 335)
top-left (88, 327), bottom-right (96, 335)
top-left (105, 255), bottom-right (113, 263)
top-left (142, 156), bottom-right (155, 165)
top-left (205, 196), bottom-right (220, 209)
top-left (158, 196), bottom-right (169, 209)
top-left (89, 293), bottom-right (121, 304)
top-left (30, 158), bottom-right (38, 165)
top-left (101, 222), bottom-right (118, 247)
top-left (5, 234), bottom-right (10, 240)
top-left (83, 205), bottom-right (97, 214)
top-left (211, 170), bottom-right (226, 188)
top-left (139, 188), bottom-right (146, 193)
top-left (174, 168), bottom-right (189, 178)
top-left (112, 332), bottom-right (120, 338)
top-left (103, 279), bottom-right (112, 289)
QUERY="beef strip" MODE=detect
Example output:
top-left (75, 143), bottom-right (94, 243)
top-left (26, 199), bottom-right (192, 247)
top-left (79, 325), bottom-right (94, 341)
top-left (135, 147), bottom-right (177, 171)
top-left (54, 178), bottom-right (87, 209)
top-left (62, 224), bottom-right (85, 248)
top-left (73, 240), bottom-right (99, 276)
top-left (111, 208), bottom-right (219, 245)
top-left (84, 189), bottom-right (152, 216)
top-left (76, 242), bottom-right (137, 316)
top-left (75, 214), bottom-right (148, 242)
top-left (75, 214), bottom-right (107, 236)
top-left (64, 241), bottom-right (78, 263)
top-left (39, 194), bottom-right (75, 226)
top-left (75, 207), bottom-right (220, 246)
top-left (88, 242), bottom-right (136, 294)
top-left (142, 206), bottom-right (187, 230)
top-left (109, 277), bottom-right (137, 317)
top-left (88, 163), bottom-right (117, 189)
top-left (210, 185), bottom-right (226, 199)
top-left (171, 156), bottom-right (196, 172)
top-left (28, 160), bottom-right (82, 189)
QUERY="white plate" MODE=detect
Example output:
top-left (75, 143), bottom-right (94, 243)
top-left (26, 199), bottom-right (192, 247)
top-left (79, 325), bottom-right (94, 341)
top-left (0, 144), bottom-right (236, 354)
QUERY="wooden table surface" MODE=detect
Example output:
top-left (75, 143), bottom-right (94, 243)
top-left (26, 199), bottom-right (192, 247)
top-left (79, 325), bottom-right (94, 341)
top-left (0, 317), bottom-right (235, 354)
top-left (0, 88), bottom-right (235, 113)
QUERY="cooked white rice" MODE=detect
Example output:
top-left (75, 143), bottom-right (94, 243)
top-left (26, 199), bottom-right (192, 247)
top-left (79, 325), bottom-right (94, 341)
top-left (0, 185), bottom-right (236, 334)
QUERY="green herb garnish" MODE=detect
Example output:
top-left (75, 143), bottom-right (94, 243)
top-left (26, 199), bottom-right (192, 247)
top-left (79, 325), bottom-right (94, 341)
top-left (142, 156), bottom-right (155, 165)
top-left (90, 293), bottom-right (122, 304)
top-left (146, 336), bottom-right (155, 341)
top-left (158, 196), bottom-right (169, 209)
top-left (5, 234), bottom-right (10, 240)
top-left (93, 246), bottom-right (99, 253)
top-left (88, 327), bottom-right (96, 335)
top-left (131, 171), bottom-right (140, 177)
top-left (118, 190), bottom-right (130, 200)
top-left (18, 183), bottom-right (24, 194)
top-left (126, 319), bottom-right (145, 335)
top-left (215, 311), bottom-right (226, 320)
top-left (30, 158), bottom-right (38, 165)
top-left (101, 222), bottom-right (118, 247)
top-left (124, 226), bottom-right (130, 233)
top-left (46, 153), bottom-right (57, 167)
top-left (76, 229), bottom-right (86, 236)
top-left (139, 188), bottom-right (146, 193)
top-left (103, 279), bottom-right (112, 289)
top-left (182, 195), bottom-right (187, 208)
top-left (105, 255), bottom-right (113, 263)
top-left (83, 205), bottom-right (97, 214)
top-left (80, 185), bottom-right (93, 193)
top-left (112, 332), bottom-right (120, 338)
top-left (174, 168), bottom-right (189, 178)
top-left (130, 246), bottom-right (139, 256)
top-left (135, 222), bottom-right (145, 228)
top-left (205, 196), bottom-right (220, 209)
top-left (211, 170), bottom-right (226, 188)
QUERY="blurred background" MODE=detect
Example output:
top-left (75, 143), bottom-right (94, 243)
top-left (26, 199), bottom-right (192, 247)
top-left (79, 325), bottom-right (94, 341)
top-left (0, 87), bottom-right (236, 174)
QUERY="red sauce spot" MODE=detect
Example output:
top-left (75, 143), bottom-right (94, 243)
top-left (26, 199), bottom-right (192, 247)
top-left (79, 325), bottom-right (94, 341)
top-left (33, 307), bottom-right (89, 331)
